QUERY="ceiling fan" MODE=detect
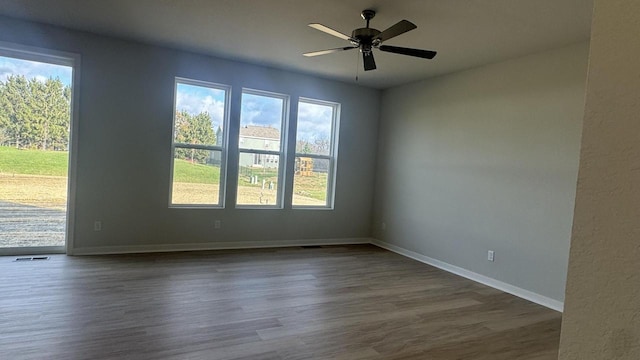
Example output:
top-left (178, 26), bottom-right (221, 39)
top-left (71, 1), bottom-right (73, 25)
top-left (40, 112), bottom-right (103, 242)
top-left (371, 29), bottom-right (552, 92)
top-left (304, 9), bottom-right (437, 71)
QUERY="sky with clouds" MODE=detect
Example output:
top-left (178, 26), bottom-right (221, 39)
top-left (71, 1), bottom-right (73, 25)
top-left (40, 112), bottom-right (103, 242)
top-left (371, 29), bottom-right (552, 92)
top-left (296, 101), bottom-right (333, 143)
top-left (240, 92), bottom-right (284, 131)
top-left (175, 83), bottom-right (226, 132)
top-left (239, 93), bottom-right (334, 144)
top-left (0, 56), bottom-right (72, 85)
top-left (177, 87), bottom-right (334, 144)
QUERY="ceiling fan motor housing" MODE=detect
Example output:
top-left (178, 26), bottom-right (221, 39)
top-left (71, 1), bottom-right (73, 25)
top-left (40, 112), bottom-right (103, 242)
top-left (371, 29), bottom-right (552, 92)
top-left (351, 28), bottom-right (382, 51)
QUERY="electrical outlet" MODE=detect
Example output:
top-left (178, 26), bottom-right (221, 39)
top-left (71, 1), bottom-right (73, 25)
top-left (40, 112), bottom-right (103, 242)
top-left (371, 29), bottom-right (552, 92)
top-left (93, 221), bottom-right (102, 231)
top-left (214, 220), bottom-right (221, 229)
top-left (381, 222), bottom-right (386, 231)
top-left (487, 250), bottom-right (495, 262)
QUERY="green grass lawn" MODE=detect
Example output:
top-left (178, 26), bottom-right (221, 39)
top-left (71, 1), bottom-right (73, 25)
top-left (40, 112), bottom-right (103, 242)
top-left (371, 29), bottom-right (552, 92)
top-left (173, 158), bottom-right (220, 184)
top-left (0, 146), bottom-right (69, 176)
top-left (0, 146), bottom-right (328, 201)
top-left (293, 172), bottom-right (328, 201)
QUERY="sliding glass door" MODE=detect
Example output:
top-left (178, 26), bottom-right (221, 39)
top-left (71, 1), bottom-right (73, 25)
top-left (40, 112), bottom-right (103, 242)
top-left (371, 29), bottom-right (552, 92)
top-left (0, 44), bottom-right (77, 254)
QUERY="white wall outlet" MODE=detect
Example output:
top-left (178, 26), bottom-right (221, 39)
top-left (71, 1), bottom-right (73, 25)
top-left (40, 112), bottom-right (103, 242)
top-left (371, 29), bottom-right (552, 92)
top-left (214, 220), bottom-right (221, 229)
top-left (381, 222), bottom-right (386, 231)
top-left (487, 250), bottom-right (495, 262)
top-left (93, 221), bottom-right (102, 231)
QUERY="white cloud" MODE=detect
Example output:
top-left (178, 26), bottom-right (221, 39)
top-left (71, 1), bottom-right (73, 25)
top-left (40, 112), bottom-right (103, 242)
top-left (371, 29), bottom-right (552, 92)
top-left (175, 88), bottom-right (226, 129)
top-left (240, 93), bottom-right (283, 128)
top-left (0, 56), bottom-right (72, 85)
top-left (296, 102), bottom-right (333, 141)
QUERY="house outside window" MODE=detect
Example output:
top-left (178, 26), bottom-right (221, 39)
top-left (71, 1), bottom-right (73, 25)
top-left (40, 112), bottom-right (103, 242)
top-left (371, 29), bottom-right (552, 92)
top-left (236, 90), bottom-right (288, 207)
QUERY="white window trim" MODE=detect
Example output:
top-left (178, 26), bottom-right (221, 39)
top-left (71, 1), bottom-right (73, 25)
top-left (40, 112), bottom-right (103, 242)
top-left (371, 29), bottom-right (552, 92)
top-left (169, 77), bottom-right (231, 208)
top-left (292, 98), bottom-right (340, 210)
top-left (236, 88), bottom-right (289, 209)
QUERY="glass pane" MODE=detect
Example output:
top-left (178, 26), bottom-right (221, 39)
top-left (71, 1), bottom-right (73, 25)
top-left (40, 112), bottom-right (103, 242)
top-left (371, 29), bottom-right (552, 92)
top-left (296, 101), bottom-right (334, 156)
top-left (0, 54), bottom-right (73, 248)
top-left (174, 82), bottom-right (226, 146)
top-left (239, 92), bottom-right (283, 151)
top-left (237, 152), bottom-right (279, 206)
top-left (292, 157), bottom-right (330, 207)
top-left (171, 148), bottom-right (221, 205)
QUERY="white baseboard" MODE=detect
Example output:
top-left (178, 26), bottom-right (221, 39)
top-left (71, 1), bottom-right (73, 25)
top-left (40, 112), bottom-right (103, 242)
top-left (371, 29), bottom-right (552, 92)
top-left (371, 239), bottom-right (564, 312)
top-left (70, 238), bottom-right (372, 256)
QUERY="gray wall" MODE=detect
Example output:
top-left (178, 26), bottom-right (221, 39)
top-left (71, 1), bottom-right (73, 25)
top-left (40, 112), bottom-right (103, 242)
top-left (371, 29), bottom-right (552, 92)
top-left (373, 42), bottom-right (589, 302)
top-left (0, 16), bottom-right (380, 251)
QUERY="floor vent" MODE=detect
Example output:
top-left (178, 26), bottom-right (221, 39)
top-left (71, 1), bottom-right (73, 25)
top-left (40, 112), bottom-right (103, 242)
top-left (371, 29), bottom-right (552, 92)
top-left (15, 256), bottom-right (50, 261)
top-left (301, 245), bottom-right (323, 249)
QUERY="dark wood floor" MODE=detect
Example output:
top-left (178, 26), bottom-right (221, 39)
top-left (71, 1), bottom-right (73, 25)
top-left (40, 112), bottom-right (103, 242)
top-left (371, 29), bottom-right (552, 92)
top-left (0, 245), bottom-right (562, 359)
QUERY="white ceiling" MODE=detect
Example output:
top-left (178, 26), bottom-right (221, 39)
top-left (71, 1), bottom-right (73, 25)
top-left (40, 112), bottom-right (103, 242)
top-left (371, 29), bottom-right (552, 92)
top-left (0, 0), bottom-right (593, 89)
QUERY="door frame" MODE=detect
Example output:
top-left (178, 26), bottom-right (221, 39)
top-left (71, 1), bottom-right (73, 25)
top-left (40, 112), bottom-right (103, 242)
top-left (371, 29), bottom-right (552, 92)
top-left (0, 41), bottom-right (80, 256)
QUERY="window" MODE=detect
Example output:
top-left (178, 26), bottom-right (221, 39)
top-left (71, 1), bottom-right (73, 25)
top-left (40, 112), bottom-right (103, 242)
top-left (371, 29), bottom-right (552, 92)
top-left (169, 82), bottom-right (339, 210)
top-left (292, 99), bottom-right (340, 208)
top-left (170, 78), bottom-right (229, 207)
top-left (236, 90), bottom-right (288, 207)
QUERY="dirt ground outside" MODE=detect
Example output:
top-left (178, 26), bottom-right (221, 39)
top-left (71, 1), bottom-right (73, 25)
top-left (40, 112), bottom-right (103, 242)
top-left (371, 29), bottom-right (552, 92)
top-left (0, 173), bottom-right (67, 248)
top-left (0, 173), bottom-right (68, 210)
top-left (172, 182), bottom-right (324, 206)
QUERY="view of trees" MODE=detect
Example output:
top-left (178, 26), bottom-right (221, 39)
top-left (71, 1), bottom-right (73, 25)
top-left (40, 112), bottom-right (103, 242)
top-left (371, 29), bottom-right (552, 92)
top-left (296, 137), bottom-right (330, 155)
top-left (173, 110), bottom-right (219, 163)
top-left (0, 75), bottom-right (71, 150)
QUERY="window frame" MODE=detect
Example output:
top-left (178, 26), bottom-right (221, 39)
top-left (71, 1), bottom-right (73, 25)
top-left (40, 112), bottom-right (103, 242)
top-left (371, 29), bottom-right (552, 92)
top-left (292, 97), bottom-right (340, 210)
top-left (235, 88), bottom-right (289, 209)
top-left (168, 77), bottom-right (231, 208)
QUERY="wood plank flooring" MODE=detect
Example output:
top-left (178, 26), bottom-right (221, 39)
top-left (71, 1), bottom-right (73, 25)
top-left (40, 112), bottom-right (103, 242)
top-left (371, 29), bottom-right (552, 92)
top-left (0, 245), bottom-right (562, 359)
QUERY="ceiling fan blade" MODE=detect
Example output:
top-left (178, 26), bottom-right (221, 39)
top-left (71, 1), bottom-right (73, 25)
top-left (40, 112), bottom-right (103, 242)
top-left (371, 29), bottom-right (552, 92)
top-left (309, 23), bottom-right (353, 41)
top-left (374, 20), bottom-right (417, 42)
top-left (363, 52), bottom-right (376, 71)
top-left (379, 45), bottom-right (437, 59)
top-left (304, 47), bottom-right (358, 57)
